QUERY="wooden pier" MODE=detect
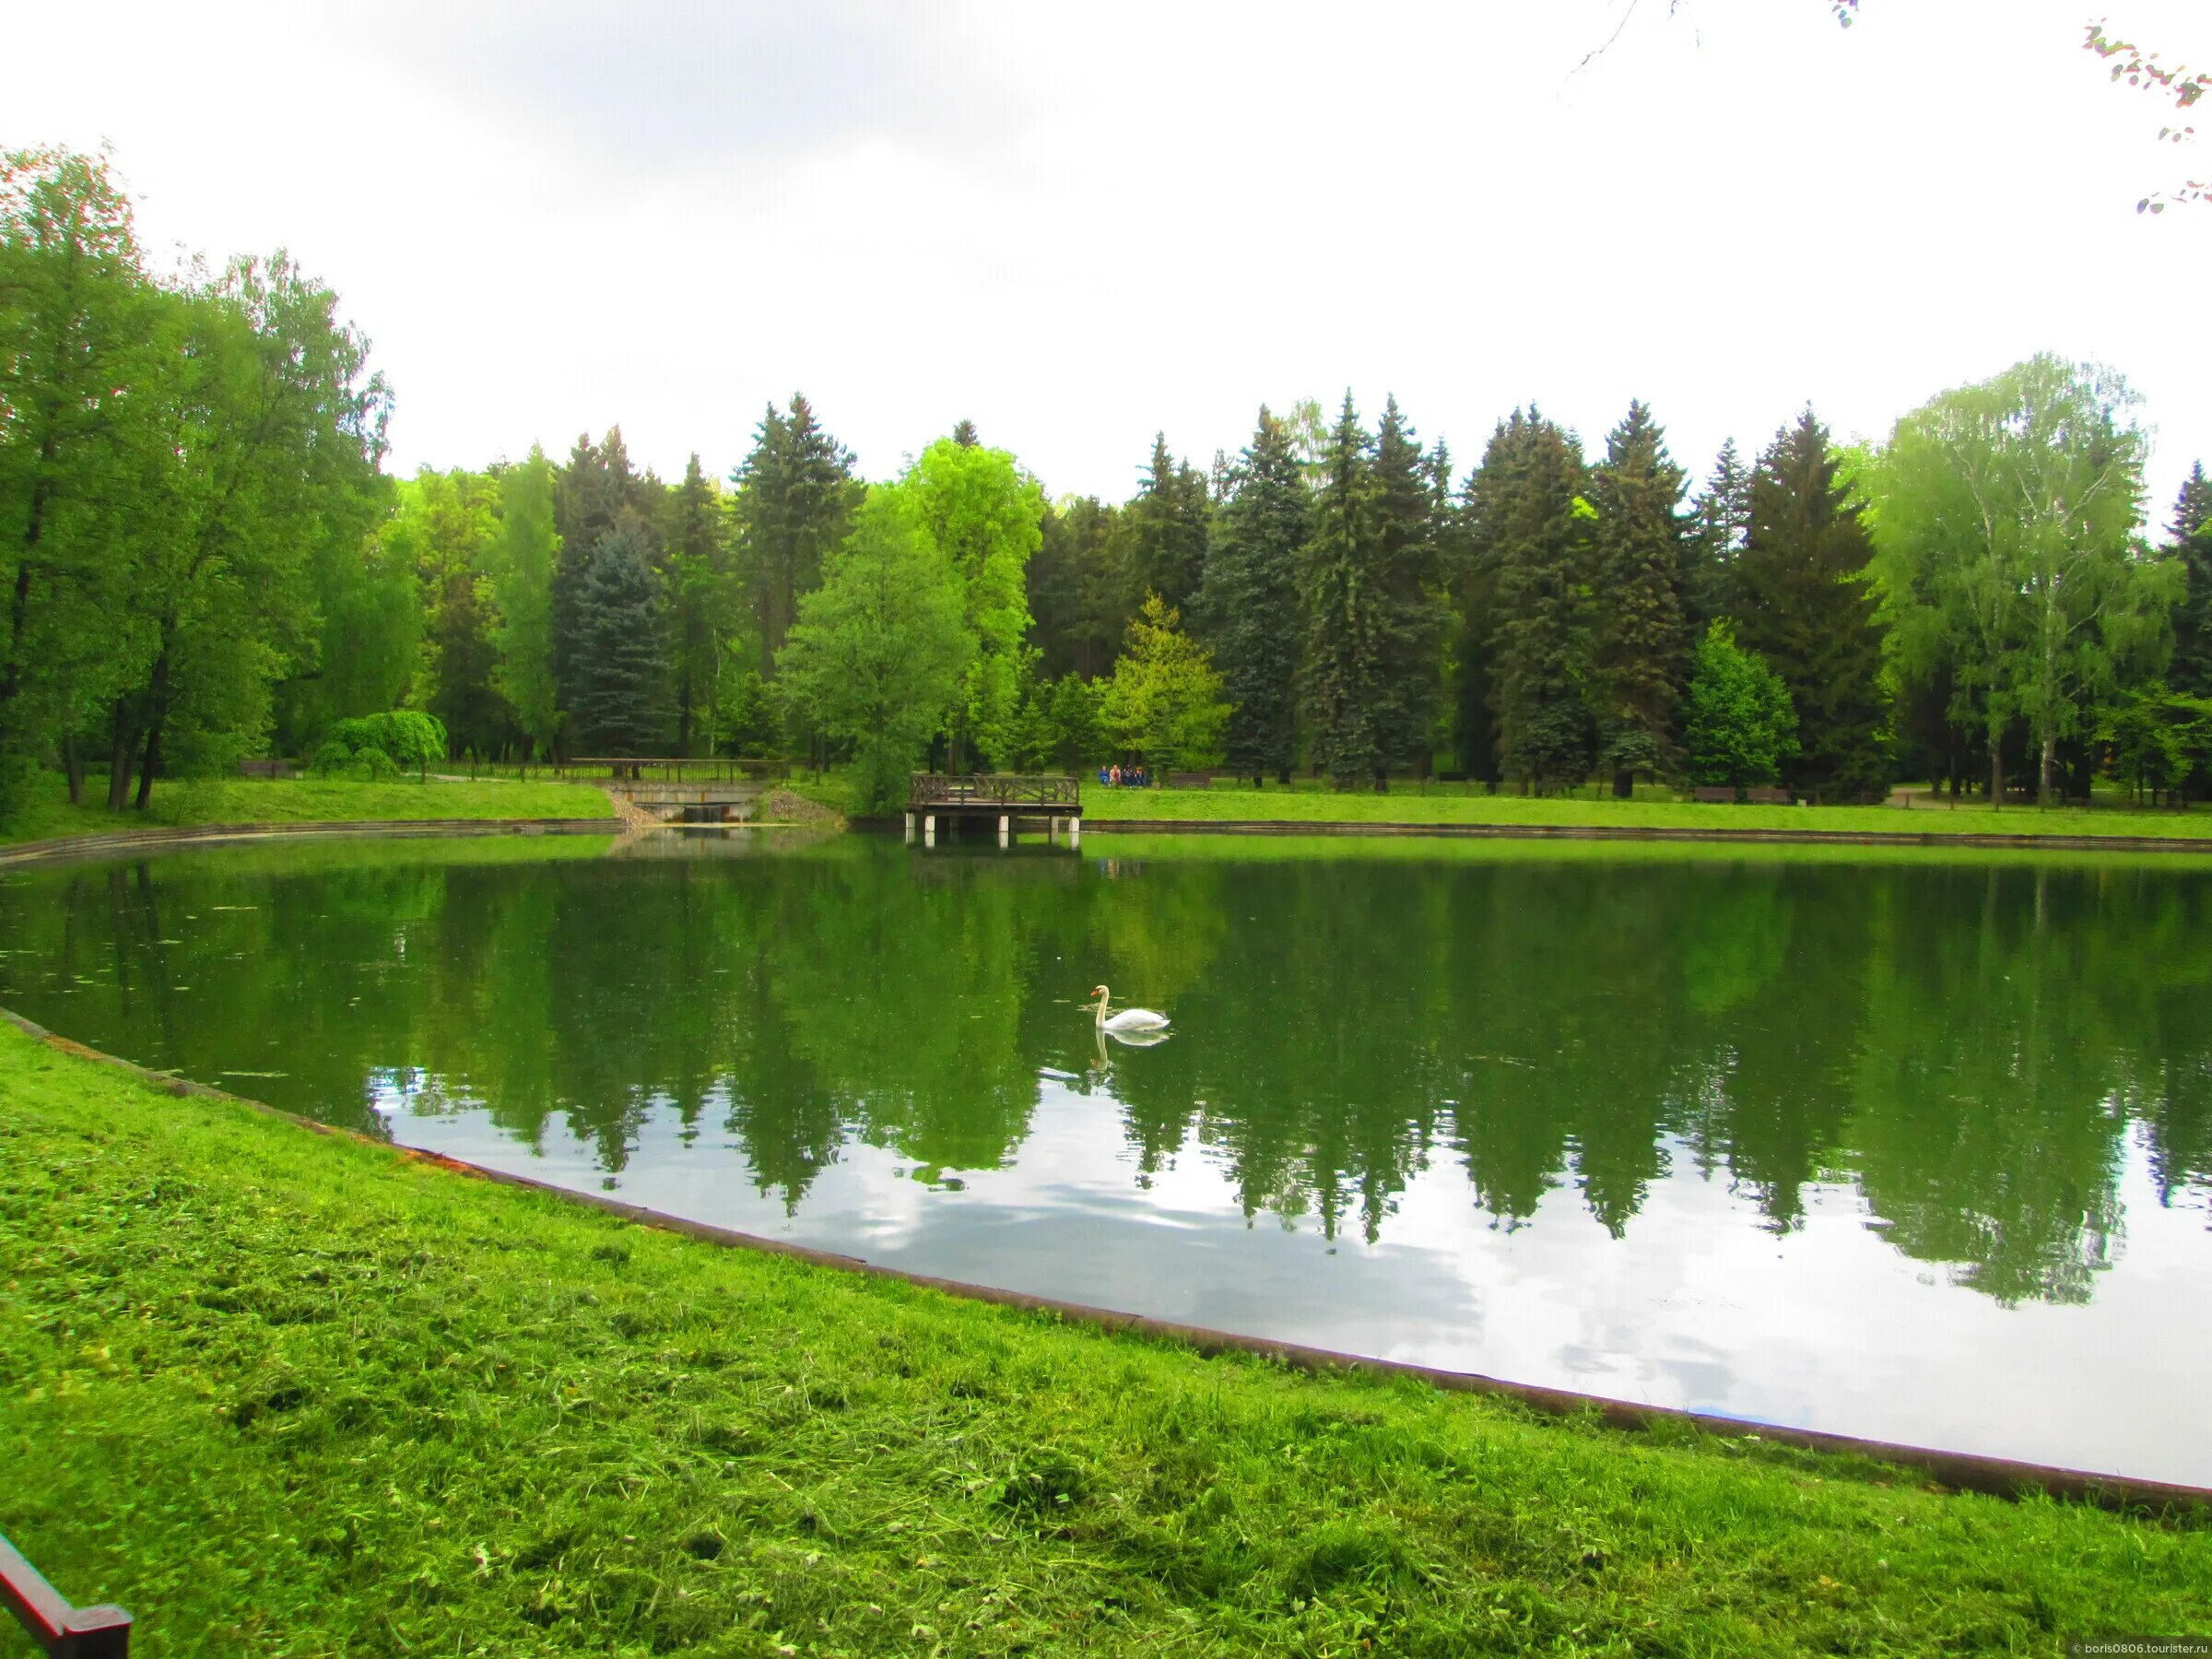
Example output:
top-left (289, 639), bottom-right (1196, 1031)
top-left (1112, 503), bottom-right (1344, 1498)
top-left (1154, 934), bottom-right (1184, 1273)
top-left (907, 774), bottom-right (1083, 847)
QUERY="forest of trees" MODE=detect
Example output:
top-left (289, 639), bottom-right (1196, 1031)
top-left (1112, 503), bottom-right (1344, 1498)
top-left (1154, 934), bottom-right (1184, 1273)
top-left (7, 145), bottom-right (2212, 820)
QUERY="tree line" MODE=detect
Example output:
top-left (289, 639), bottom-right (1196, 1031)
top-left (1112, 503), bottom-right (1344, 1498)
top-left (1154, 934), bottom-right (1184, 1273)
top-left (6, 145), bottom-right (2210, 820)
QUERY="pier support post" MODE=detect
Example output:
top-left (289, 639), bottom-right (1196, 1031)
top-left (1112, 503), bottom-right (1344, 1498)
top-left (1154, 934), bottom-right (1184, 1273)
top-left (904, 812), bottom-right (914, 844)
top-left (998, 814), bottom-right (1009, 848)
top-left (924, 815), bottom-right (935, 846)
top-left (1069, 817), bottom-right (1080, 849)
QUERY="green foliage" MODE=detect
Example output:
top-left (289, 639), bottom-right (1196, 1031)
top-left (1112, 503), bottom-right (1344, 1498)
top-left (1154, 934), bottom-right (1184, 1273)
top-left (2161, 461), bottom-right (2212, 697)
top-left (569, 522), bottom-right (671, 757)
top-left (1683, 437), bottom-right (1749, 630)
top-left (1589, 401), bottom-right (1690, 787)
top-left (1367, 396), bottom-right (1450, 774)
top-left (777, 488), bottom-right (972, 814)
top-left (316, 711), bottom-right (448, 781)
top-left (1735, 410), bottom-right (1890, 802)
top-left (485, 448), bottom-right (561, 759)
top-left (1300, 394), bottom-right (1388, 789)
top-left (899, 437), bottom-right (1043, 771)
top-left (1199, 407), bottom-right (1308, 782)
top-left (662, 453), bottom-right (738, 756)
top-left (1865, 359), bottom-right (2167, 804)
top-left (1101, 594), bottom-right (1230, 773)
top-left (1029, 494), bottom-right (1137, 681)
top-left (1126, 432), bottom-right (1211, 619)
top-left (732, 394), bottom-right (863, 680)
top-left (1468, 407), bottom-right (1595, 792)
top-left (2097, 683), bottom-right (2212, 802)
top-left (1682, 621), bottom-right (1798, 789)
top-left (552, 429), bottom-right (661, 728)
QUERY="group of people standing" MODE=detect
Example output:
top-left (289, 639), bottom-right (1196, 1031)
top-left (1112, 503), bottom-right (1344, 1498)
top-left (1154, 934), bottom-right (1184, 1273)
top-left (1098, 764), bottom-right (1151, 787)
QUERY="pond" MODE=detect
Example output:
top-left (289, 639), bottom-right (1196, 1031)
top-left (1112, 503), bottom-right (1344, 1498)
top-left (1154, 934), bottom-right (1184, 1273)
top-left (4, 830), bottom-right (2208, 1484)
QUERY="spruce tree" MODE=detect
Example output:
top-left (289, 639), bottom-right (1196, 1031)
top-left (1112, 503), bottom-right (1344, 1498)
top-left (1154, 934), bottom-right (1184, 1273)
top-left (731, 394), bottom-right (863, 678)
top-left (570, 518), bottom-right (671, 756)
top-left (1369, 395), bottom-right (1449, 777)
top-left (552, 427), bottom-right (658, 739)
top-left (1589, 401), bottom-right (1689, 794)
top-left (1684, 438), bottom-right (1750, 629)
top-left (1198, 406), bottom-right (1308, 782)
top-left (1300, 394), bottom-right (1386, 789)
top-left (1126, 433), bottom-right (1211, 619)
top-left (1467, 408), bottom-right (1595, 792)
top-left (950, 418), bottom-right (981, 448)
top-left (2167, 462), bottom-right (2212, 698)
top-left (1734, 410), bottom-right (1889, 801)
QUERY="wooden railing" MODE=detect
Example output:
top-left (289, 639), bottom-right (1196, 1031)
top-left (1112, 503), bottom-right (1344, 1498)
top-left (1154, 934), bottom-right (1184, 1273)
top-left (552, 758), bottom-right (792, 783)
top-left (1, 1534), bottom-right (130, 1656)
top-left (910, 773), bottom-right (1082, 809)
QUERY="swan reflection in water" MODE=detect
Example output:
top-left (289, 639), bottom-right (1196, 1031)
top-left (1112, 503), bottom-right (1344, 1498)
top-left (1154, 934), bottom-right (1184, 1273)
top-left (1086, 985), bottom-right (1172, 1074)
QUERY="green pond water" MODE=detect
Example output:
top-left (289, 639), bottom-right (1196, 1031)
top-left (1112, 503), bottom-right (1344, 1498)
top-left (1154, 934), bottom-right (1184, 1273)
top-left (4, 830), bottom-right (2209, 1483)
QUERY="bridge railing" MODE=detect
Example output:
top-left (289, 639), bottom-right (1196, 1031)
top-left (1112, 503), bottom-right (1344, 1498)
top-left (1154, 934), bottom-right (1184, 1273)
top-left (2, 1533), bottom-right (131, 1656)
top-left (552, 758), bottom-right (792, 783)
top-left (910, 773), bottom-right (1082, 809)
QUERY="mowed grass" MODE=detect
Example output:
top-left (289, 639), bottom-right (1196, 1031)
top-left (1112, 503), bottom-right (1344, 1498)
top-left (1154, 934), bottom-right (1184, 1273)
top-left (0, 774), bottom-right (615, 846)
top-left (1085, 781), bottom-right (2212, 839)
top-left (2, 1023), bottom-right (2207, 1655)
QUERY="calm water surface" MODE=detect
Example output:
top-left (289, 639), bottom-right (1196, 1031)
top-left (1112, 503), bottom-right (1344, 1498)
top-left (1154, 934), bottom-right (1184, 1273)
top-left (5, 830), bottom-right (2208, 1482)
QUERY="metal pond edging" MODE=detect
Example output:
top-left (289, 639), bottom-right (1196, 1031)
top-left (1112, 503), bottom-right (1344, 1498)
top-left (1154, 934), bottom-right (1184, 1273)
top-left (1081, 818), bottom-right (2212, 853)
top-left (5, 1006), bottom-right (2208, 1517)
top-left (0, 818), bottom-right (622, 869)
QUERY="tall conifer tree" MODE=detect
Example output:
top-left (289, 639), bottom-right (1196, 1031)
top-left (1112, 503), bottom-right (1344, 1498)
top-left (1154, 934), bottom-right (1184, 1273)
top-left (1300, 394), bottom-right (1387, 789)
top-left (552, 427), bottom-right (658, 739)
top-left (1684, 438), bottom-right (1750, 629)
top-left (1127, 433), bottom-right (1211, 619)
top-left (1468, 408), bottom-right (1595, 792)
top-left (1589, 401), bottom-right (1689, 794)
top-left (731, 394), bottom-right (863, 679)
top-left (1369, 395), bottom-right (1449, 776)
top-left (570, 519), bottom-right (670, 756)
top-left (1735, 410), bottom-right (1889, 801)
top-left (2166, 462), bottom-right (2212, 698)
top-left (1199, 406), bottom-right (1308, 782)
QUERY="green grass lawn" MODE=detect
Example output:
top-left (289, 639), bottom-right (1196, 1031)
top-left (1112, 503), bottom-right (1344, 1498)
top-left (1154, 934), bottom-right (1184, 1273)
top-left (0, 774), bottom-right (617, 846)
top-left (2, 1020), bottom-right (2206, 1655)
top-left (1085, 781), bottom-right (2212, 839)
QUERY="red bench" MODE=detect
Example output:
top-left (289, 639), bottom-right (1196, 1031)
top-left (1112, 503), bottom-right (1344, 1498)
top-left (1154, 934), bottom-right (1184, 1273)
top-left (2, 1534), bottom-right (131, 1656)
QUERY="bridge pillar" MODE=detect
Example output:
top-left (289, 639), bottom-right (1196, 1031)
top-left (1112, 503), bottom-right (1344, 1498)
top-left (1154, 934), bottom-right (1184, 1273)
top-left (998, 814), bottom-right (1009, 847)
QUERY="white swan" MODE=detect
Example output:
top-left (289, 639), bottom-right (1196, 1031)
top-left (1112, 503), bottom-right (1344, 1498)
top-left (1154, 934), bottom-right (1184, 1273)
top-left (1090, 984), bottom-right (1169, 1033)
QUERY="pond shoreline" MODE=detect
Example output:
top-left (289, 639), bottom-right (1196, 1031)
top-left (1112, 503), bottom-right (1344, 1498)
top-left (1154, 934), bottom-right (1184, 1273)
top-left (4, 995), bottom-right (2204, 1515)
top-left (0, 816), bottom-right (621, 868)
top-left (1082, 816), bottom-right (2212, 853)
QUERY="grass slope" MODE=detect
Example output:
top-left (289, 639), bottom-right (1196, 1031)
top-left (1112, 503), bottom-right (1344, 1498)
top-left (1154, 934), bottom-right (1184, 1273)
top-left (0, 776), bottom-right (615, 846)
top-left (1086, 782), bottom-right (2212, 839)
top-left (2, 1023), bottom-right (2206, 1655)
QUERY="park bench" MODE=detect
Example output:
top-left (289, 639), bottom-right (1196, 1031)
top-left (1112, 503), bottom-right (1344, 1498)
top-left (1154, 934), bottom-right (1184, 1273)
top-left (1166, 771), bottom-right (1215, 789)
top-left (2, 1532), bottom-right (131, 1656)
top-left (236, 757), bottom-right (289, 779)
top-left (1744, 787), bottom-right (1794, 805)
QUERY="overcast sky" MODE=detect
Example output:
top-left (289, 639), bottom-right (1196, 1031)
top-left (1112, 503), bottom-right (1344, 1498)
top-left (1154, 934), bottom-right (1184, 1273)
top-left (10, 0), bottom-right (2206, 519)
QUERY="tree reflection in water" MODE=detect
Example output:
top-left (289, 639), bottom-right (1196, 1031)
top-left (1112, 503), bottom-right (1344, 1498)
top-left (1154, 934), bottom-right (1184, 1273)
top-left (5, 833), bottom-right (2209, 1309)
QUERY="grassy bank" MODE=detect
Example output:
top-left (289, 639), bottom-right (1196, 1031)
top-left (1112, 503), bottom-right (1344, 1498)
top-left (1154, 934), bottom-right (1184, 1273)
top-left (1086, 781), bottom-right (2212, 839)
top-left (2, 1022), bottom-right (2206, 1654)
top-left (0, 774), bottom-right (616, 847)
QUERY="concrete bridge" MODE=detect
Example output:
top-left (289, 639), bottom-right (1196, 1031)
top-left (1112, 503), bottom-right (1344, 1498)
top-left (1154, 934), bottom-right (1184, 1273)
top-left (553, 758), bottom-right (786, 824)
